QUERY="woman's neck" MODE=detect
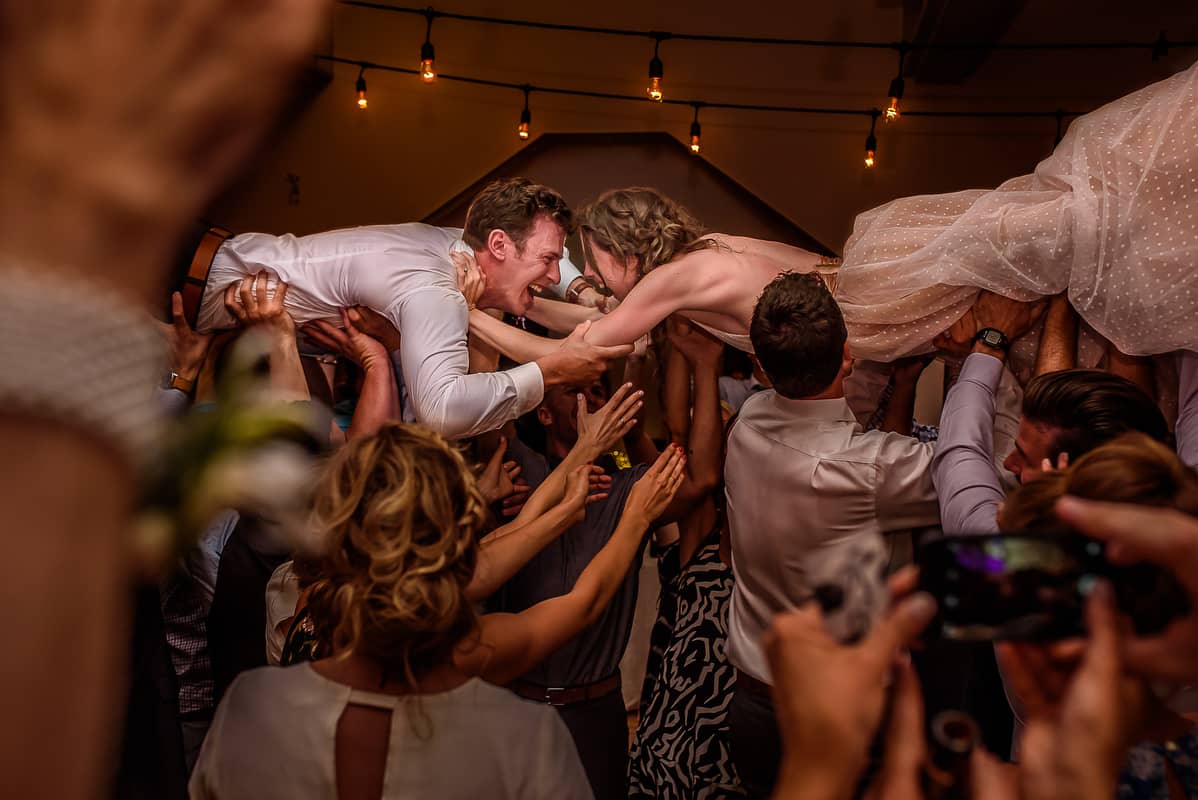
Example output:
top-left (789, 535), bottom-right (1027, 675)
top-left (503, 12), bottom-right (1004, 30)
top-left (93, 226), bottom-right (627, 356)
top-left (312, 650), bottom-right (471, 696)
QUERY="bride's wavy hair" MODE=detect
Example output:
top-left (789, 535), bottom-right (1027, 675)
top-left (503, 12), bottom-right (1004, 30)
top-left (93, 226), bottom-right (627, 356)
top-left (305, 423), bottom-right (487, 688)
top-left (579, 187), bottom-right (716, 275)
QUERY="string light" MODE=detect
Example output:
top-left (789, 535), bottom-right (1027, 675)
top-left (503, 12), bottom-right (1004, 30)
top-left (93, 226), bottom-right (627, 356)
top-left (518, 86), bottom-right (532, 141)
top-left (885, 47), bottom-right (906, 122)
top-left (355, 67), bottom-right (368, 109)
top-left (689, 104), bottom-right (702, 154)
top-left (321, 55), bottom-right (1086, 168)
top-left (420, 8), bottom-right (437, 82)
top-left (865, 109), bottom-right (879, 168)
top-left (647, 34), bottom-right (667, 102)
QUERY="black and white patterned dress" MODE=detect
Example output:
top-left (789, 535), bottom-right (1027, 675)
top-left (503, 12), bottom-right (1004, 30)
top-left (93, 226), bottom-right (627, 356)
top-left (628, 531), bottom-right (747, 799)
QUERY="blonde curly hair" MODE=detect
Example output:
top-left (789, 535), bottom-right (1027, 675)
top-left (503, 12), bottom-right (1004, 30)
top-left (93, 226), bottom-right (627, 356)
top-left (579, 187), bottom-right (713, 275)
top-left (305, 423), bottom-right (488, 687)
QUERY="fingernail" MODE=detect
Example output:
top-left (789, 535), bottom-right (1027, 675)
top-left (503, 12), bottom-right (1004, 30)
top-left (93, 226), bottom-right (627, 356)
top-left (906, 592), bottom-right (937, 620)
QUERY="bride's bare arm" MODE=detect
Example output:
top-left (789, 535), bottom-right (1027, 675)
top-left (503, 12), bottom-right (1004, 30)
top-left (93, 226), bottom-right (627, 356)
top-left (583, 254), bottom-right (739, 348)
top-left (526, 296), bottom-right (602, 334)
top-left (468, 309), bottom-right (559, 363)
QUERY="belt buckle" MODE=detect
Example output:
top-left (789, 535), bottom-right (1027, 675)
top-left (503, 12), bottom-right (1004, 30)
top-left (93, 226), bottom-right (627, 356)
top-left (544, 686), bottom-right (568, 705)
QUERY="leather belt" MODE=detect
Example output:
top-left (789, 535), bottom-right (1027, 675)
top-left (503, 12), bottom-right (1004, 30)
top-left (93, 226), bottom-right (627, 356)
top-left (179, 226), bottom-right (233, 328)
top-left (509, 673), bottom-right (621, 707)
top-left (735, 669), bottom-right (773, 698)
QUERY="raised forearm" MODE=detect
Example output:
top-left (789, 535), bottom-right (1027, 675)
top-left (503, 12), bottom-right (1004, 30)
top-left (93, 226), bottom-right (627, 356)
top-left (1107, 347), bottom-right (1156, 402)
top-left (564, 513), bottom-right (650, 624)
top-left (268, 331), bottom-right (309, 401)
top-left (663, 346), bottom-right (691, 443)
top-left (468, 309), bottom-right (557, 364)
top-left (879, 376), bottom-right (919, 435)
top-left (1035, 294), bottom-right (1078, 375)
top-left (511, 448), bottom-right (591, 526)
top-left (526, 296), bottom-right (602, 335)
top-left (659, 362), bottom-right (722, 523)
top-left (347, 358), bottom-right (400, 440)
top-left (467, 504), bottom-right (574, 601)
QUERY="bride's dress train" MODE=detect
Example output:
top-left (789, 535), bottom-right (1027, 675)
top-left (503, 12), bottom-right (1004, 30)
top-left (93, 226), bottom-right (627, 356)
top-left (837, 60), bottom-right (1198, 364)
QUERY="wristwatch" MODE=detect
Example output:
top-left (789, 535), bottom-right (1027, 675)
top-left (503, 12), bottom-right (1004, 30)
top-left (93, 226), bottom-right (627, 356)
top-left (565, 276), bottom-right (609, 303)
top-left (166, 371), bottom-right (196, 395)
top-left (973, 327), bottom-right (1011, 352)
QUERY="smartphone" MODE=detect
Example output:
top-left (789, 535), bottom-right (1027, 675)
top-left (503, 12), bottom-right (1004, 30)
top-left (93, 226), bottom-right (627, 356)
top-left (916, 531), bottom-right (1189, 642)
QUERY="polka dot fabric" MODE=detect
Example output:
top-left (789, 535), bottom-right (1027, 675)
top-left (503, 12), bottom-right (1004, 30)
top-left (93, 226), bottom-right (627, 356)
top-left (837, 60), bottom-right (1198, 362)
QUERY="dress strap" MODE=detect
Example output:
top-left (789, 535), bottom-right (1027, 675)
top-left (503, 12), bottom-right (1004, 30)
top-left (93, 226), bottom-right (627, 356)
top-left (347, 688), bottom-right (401, 711)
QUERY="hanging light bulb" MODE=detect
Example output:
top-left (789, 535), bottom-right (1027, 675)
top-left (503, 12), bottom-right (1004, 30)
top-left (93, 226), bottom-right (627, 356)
top-left (647, 36), bottom-right (665, 102)
top-left (885, 47), bottom-right (906, 122)
top-left (420, 10), bottom-right (437, 82)
top-left (865, 110), bottom-right (879, 168)
top-left (689, 104), bottom-right (702, 154)
top-left (355, 67), bottom-right (368, 110)
top-left (518, 87), bottom-right (532, 141)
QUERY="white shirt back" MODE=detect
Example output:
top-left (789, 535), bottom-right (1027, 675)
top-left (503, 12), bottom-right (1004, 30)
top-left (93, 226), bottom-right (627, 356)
top-left (724, 392), bottom-right (939, 682)
top-left (190, 664), bottom-right (592, 800)
top-left (195, 223), bottom-right (544, 439)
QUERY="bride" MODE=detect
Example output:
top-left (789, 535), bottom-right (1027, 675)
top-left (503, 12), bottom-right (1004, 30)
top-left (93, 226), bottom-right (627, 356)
top-left (468, 59), bottom-right (1198, 366)
top-left (464, 187), bottom-right (838, 359)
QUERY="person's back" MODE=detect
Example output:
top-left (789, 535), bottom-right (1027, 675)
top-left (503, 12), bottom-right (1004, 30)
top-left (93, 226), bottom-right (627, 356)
top-left (723, 272), bottom-right (939, 799)
top-left (190, 664), bottom-right (587, 800)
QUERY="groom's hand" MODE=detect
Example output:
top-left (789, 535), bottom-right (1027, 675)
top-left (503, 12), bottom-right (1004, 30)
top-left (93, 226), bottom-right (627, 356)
top-left (537, 321), bottom-right (633, 387)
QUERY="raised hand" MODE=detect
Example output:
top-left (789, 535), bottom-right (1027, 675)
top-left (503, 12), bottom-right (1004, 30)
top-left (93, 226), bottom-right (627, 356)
top-left (764, 566), bottom-right (937, 800)
top-left (1053, 497), bottom-right (1198, 683)
top-left (573, 382), bottom-right (644, 461)
top-left (971, 291), bottom-right (1048, 343)
top-left (223, 273), bottom-right (294, 336)
top-left (159, 291), bottom-right (214, 381)
top-left (667, 317), bottom-right (723, 367)
top-left (348, 306), bottom-right (401, 353)
top-left (622, 445), bottom-right (687, 525)
top-left (542, 320), bottom-right (634, 387)
top-left (0, 0), bottom-right (328, 300)
top-left (452, 250), bottom-right (486, 310)
top-left (302, 308), bottom-right (389, 370)
top-left (477, 437), bottom-right (519, 505)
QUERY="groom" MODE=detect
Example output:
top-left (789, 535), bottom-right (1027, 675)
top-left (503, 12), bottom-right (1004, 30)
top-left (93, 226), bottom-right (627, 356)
top-left (176, 178), bottom-right (630, 439)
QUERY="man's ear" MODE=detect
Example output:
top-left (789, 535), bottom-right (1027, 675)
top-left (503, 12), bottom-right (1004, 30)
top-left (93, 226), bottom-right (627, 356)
top-left (486, 228), bottom-right (508, 262)
top-left (842, 341), bottom-right (854, 373)
top-left (536, 405), bottom-right (552, 427)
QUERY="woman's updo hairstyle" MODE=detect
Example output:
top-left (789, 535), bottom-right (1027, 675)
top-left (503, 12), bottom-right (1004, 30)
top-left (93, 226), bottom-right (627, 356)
top-left (305, 423), bottom-right (488, 687)
top-left (578, 187), bottom-right (710, 275)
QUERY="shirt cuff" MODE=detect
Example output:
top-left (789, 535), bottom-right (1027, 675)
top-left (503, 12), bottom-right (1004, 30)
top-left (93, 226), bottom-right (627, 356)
top-left (509, 361), bottom-right (546, 416)
top-left (960, 352), bottom-right (1005, 390)
top-left (551, 248), bottom-right (584, 298)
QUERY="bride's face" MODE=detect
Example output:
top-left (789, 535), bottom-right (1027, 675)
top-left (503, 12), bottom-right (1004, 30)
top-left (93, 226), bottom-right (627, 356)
top-left (581, 232), bottom-right (640, 300)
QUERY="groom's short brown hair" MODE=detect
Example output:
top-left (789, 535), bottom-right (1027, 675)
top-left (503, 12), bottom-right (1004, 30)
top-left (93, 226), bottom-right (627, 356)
top-left (462, 178), bottom-right (573, 253)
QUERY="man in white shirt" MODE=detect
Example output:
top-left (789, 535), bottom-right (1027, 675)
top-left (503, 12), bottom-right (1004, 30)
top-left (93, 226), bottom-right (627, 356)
top-left (185, 179), bottom-right (630, 439)
top-left (722, 272), bottom-right (940, 798)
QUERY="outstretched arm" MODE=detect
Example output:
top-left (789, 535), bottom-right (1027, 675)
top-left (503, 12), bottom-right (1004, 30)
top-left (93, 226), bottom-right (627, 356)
top-left (526, 296), bottom-right (603, 334)
top-left (459, 447), bottom-right (685, 685)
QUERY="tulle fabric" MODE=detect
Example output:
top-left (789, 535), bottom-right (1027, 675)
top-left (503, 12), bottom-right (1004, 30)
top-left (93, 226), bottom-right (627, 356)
top-left (837, 60), bottom-right (1198, 362)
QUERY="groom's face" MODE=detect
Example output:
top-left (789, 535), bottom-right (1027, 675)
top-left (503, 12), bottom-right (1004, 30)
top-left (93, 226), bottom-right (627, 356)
top-left (486, 214), bottom-right (565, 314)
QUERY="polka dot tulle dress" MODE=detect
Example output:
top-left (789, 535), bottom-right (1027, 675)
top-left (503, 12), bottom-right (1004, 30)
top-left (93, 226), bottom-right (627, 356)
top-left (837, 60), bottom-right (1198, 362)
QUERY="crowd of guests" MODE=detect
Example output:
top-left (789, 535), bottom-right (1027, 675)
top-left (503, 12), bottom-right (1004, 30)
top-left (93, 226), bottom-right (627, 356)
top-left (127, 239), bottom-right (1198, 800)
top-left (6, 4), bottom-right (1198, 800)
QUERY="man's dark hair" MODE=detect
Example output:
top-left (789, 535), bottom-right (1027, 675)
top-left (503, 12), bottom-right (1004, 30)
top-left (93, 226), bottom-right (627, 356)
top-left (1022, 369), bottom-right (1169, 460)
top-left (462, 177), bottom-right (573, 252)
top-left (750, 272), bottom-right (846, 399)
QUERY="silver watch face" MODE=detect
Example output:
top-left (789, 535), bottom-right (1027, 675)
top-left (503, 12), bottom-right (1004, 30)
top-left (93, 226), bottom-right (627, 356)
top-left (981, 330), bottom-right (1004, 348)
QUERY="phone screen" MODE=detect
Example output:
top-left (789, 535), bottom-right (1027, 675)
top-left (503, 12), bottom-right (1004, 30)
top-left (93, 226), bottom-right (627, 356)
top-left (917, 533), bottom-right (1104, 641)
